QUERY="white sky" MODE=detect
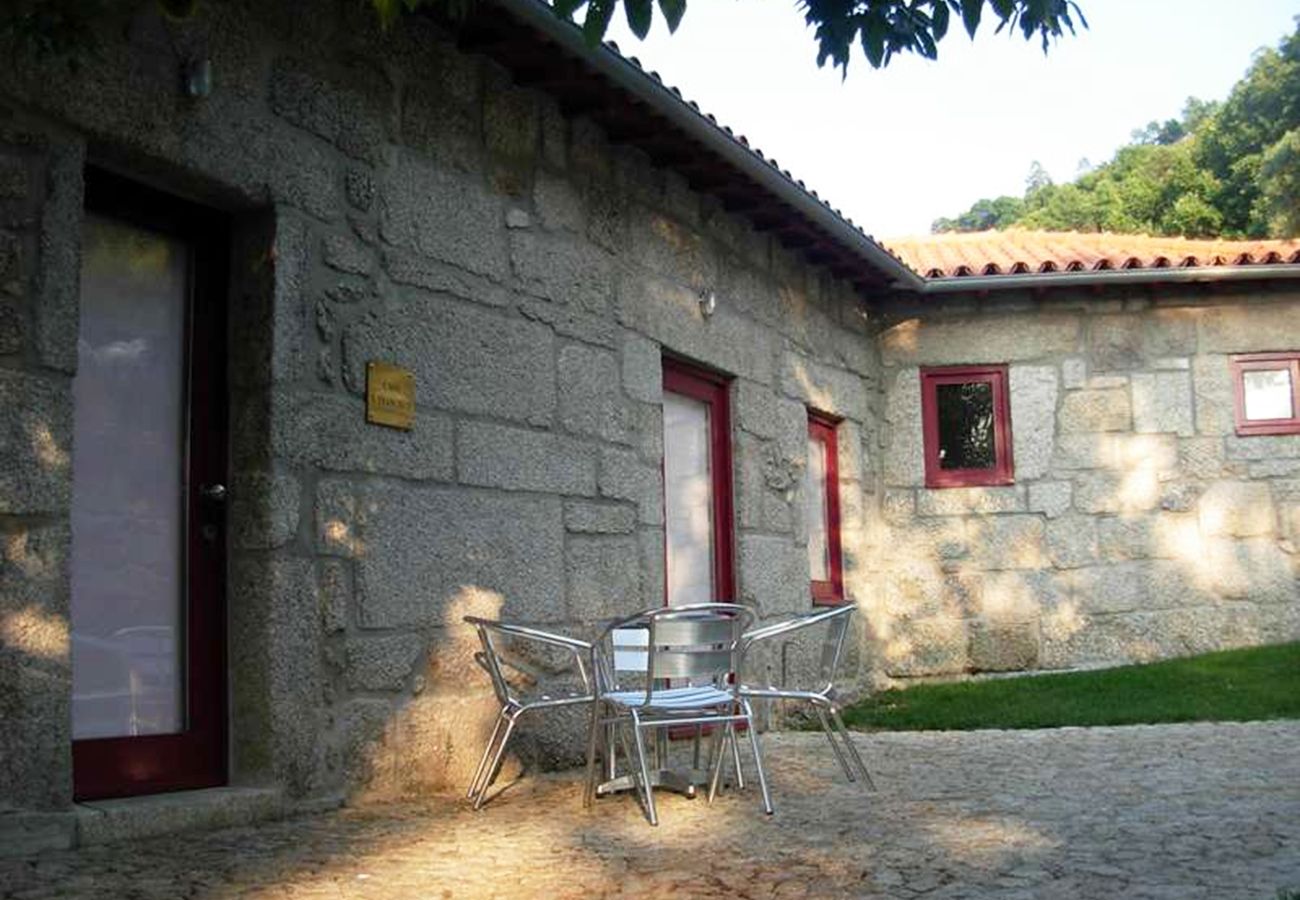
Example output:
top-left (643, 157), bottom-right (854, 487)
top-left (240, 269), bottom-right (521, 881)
top-left (605, 1), bottom-right (1299, 238)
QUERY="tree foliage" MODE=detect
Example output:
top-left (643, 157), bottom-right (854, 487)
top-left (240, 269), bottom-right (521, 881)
top-left (933, 18), bottom-right (1300, 238)
top-left (4, 0), bottom-right (1085, 73)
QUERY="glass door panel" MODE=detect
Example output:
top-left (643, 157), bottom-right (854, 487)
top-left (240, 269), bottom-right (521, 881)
top-left (72, 215), bottom-right (188, 740)
top-left (663, 392), bottom-right (714, 606)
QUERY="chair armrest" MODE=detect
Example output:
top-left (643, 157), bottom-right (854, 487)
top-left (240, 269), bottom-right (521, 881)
top-left (463, 616), bottom-right (593, 651)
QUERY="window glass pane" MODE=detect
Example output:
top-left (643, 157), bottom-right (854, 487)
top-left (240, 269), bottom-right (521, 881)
top-left (663, 392), bottom-right (714, 606)
top-left (72, 215), bottom-right (187, 739)
top-left (806, 435), bottom-right (830, 581)
top-left (1242, 368), bottom-right (1293, 421)
top-left (936, 381), bottom-right (996, 470)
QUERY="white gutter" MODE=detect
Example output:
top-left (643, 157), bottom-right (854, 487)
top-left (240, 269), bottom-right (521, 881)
top-left (490, 0), bottom-right (928, 292)
top-left (918, 263), bottom-right (1300, 294)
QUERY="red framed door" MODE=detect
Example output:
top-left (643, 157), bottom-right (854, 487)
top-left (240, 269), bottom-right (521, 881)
top-left (70, 170), bottom-right (229, 799)
top-left (661, 357), bottom-right (735, 605)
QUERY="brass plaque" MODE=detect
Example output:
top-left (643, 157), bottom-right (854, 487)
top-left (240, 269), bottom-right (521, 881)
top-left (366, 361), bottom-right (416, 430)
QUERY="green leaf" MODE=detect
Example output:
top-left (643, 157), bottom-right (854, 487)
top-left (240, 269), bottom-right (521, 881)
top-left (931, 1), bottom-right (950, 41)
top-left (625, 0), bottom-right (652, 38)
top-left (582, 0), bottom-right (615, 45)
top-left (553, 0), bottom-right (584, 19)
top-left (959, 0), bottom-right (981, 38)
top-left (657, 0), bottom-right (686, 33)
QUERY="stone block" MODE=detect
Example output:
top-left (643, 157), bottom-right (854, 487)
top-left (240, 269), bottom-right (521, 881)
top-left (879, 313), bottom-right (1080, 366)
top-left (1096, 516), bottom-right (1159, 561)
top-left (382, 248), bottom-right (511, 308)
top-left (1197, 481), bottom-right (1274, 537)
top-left (322, 233), bottom-right (373, 276)
top-left (967, 619), bottom-right (1039, 672)
top-left (565, 535), bottom-right (644, 621)
top-left (615, 275), bottom-right (776, 385)
top-left (880, 564), bottom-right (978, 619)
top-left (511, 231), bottom-right (615, 315)
top-left (1009, 365), bottom-right (1058, 479)
top-left (1192, 354), bottom-right (1235, 436)
top-left (320, 482), bottom-right (565, 628)
top-left (270, 390), bottom-right (455, 481)
top-left (967, 516), bottom-right (1046, 569)
top-left (1045, 516), bottom-right (1097, 569)
top-left (1060, 358), bottom-right (1087, 391)
top-left (401, 62), bottom-right (480, 174)
top-left (230, 470), bottom-right (301, 549)
top-left (0, 369), bottom-right (71, 514)
top-left (228, 555), bottom-right (323, 796)
top-left (881, 489), bottom-right (915, 523)
top-left (882, 368), bottom-right (924, 487)
top-left (1087, 314), bottom-right (1143, 370)
top-left (1058, 389), bottom-right (1130, 433)
top-left (318, 559), bottom-right (350, 633)
top-left (735, 435), bottom-right (796, 535)
top-left (534, 170), bottom-right (584, 233)
top-left (0, 811), bottom-right (75, 856)
top-left (73, 787), bottom-right (285, 849)
top-left (880, 617), bottom-right (966, 677)
top-left (1143, 308), bottom-right (1199, 357)
top-left (1179, 437), bottom-right (1225, 480)
top-left (346, 634), bottom-right (424, 692)
top-left (563, 500), bottom-right (636, 534)
top-left (738, 534), bottom-right (807, 617)
top-left (1223, 434), bottom-right (1300, 462)
top-left (1132, 371), bottom-right (1194, 436)
top-left (342, 295), bottom-right (555, 427)
top-left (457, 421), bottom-right (597, 496)
top-left (1198, 301), bottom-right (1300, 353)
top-left (779, 354), bottom-right (869, 422)
top-left (379, 151), bottom-right (507, 280)
top-left (483, 79), bottom-right (538, 164)
top-left (557, 343), bottom-right (632, 444)
top-left (1028, 481), bottom-right (1072, 519)
top-left (598, 446), bottom-right (663, 525)
top-left (1069, 563), bottom-right (1150, 614)
top-left (916, 486), bottom-right (1025, 516)
top-left (269, 56), bottom-right (391, 163)
top-left (34, 138), bottom-right (83, 374)
top-left (1074, 469), bottom-right (1159, 515)
top-left (620, 333), bottom-right (661, 405)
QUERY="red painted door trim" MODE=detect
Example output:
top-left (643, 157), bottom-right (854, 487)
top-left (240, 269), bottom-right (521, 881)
top-left (73, 169), bottom-right (229, 800)
top-left (661, 356), bottom-right (736, 604)
top-left (807, 413), bottom-right (845, 605)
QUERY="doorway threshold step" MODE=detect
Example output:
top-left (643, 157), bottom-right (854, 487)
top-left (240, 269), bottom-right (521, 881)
top-left (75, 786), bottom-right (285, 846)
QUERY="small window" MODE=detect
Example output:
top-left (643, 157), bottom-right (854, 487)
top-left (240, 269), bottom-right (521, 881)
top-left (806, 412), bottom-right (844, 604)
top-left (1231, 352), bottom-right (1300, 436)
top-left (921, 365), bottom-right (1014, 488)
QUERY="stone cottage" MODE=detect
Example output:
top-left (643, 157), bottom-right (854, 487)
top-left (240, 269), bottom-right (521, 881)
top-left (0, 0), bottom-right (1296, 854)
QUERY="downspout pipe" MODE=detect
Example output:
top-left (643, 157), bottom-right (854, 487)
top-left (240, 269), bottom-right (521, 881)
top-left (491, 0), bottom-right (928, 293)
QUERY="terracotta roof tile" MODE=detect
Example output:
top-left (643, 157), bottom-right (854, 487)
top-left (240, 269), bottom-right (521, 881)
top-left (884, 230), bottom-right (1300, 280)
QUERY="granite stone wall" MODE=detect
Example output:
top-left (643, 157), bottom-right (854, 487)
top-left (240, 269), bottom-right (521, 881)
top-left (875, 288), bottom-right (1300, 677)
top-left (0, 0), bottom-right (880, 839)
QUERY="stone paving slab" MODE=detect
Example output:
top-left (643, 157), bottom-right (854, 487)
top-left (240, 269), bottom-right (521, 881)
top-left (3, 722), bottom-right (1298, 899)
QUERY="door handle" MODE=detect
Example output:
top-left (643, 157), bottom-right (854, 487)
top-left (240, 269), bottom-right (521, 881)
top-left (200, 483), bottom-right (227, 502)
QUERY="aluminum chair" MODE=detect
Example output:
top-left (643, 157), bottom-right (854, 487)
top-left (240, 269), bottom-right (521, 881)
top-left (464, 616), bottom-right (594, 809)
top-left (584, 603), bottom-right (773, 826)
top-left (739, 604), bottom-right (873, 787)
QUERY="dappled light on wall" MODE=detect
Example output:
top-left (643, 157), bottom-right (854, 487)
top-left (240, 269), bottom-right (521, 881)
top-left (1, 604), bottom-right (68, 660)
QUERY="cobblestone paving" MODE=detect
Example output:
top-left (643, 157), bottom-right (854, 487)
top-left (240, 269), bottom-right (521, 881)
top-left (3, 722), bottom-right (1298, 899)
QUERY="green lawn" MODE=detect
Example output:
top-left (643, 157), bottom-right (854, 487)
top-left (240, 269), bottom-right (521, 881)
top-left (842, 641), bottom-right (1300, 731)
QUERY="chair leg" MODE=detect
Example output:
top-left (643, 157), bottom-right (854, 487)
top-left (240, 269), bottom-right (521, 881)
top-left (583, 699), bottom-right (602, 809)
top-left (473, 713), bottom-right (518, 811)
top-left (741, 700), bottom-right (774, 815)
top-left (815, 704), bottom-right (856, 782)
top-left (831, 707), bottom-right (875, 790)
top-left (706, 723), bottom-right (728, 803)
top-left (628, 712), bottom-right (659, 826)
top-left (469, 708), bottom-right (508, 801)
top-left (728, 723), bottom-right (746, 790)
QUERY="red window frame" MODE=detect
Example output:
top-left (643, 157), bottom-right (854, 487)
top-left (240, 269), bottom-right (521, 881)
top-left (920, 364), bottom-right (1014, 489)
top-left (662, 357), bottom-right (736, 603)
top-left (807, 412), bottom-right (844, 605)
top-left (1231, 352), bottom-right (1300, 436)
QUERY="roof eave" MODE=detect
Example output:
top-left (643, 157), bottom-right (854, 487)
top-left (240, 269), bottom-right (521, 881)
top-left (917, 264), bottom-right (1300, 294)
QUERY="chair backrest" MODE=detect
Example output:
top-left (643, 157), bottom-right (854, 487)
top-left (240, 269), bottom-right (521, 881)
top-left (743, 604), bottom-right (856, 696)
top-left (466, 617), bottom-right (593, 710)
top-left (599, 603), bottom-right (755, 706)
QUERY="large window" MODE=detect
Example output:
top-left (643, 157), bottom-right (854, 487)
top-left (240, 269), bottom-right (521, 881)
top-left (1231, 352), bottom-right (1300, 436)
top-left (806, 412), bottom-right (844, 604)
top-left (920, 365), bottom-right (1014, 488)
